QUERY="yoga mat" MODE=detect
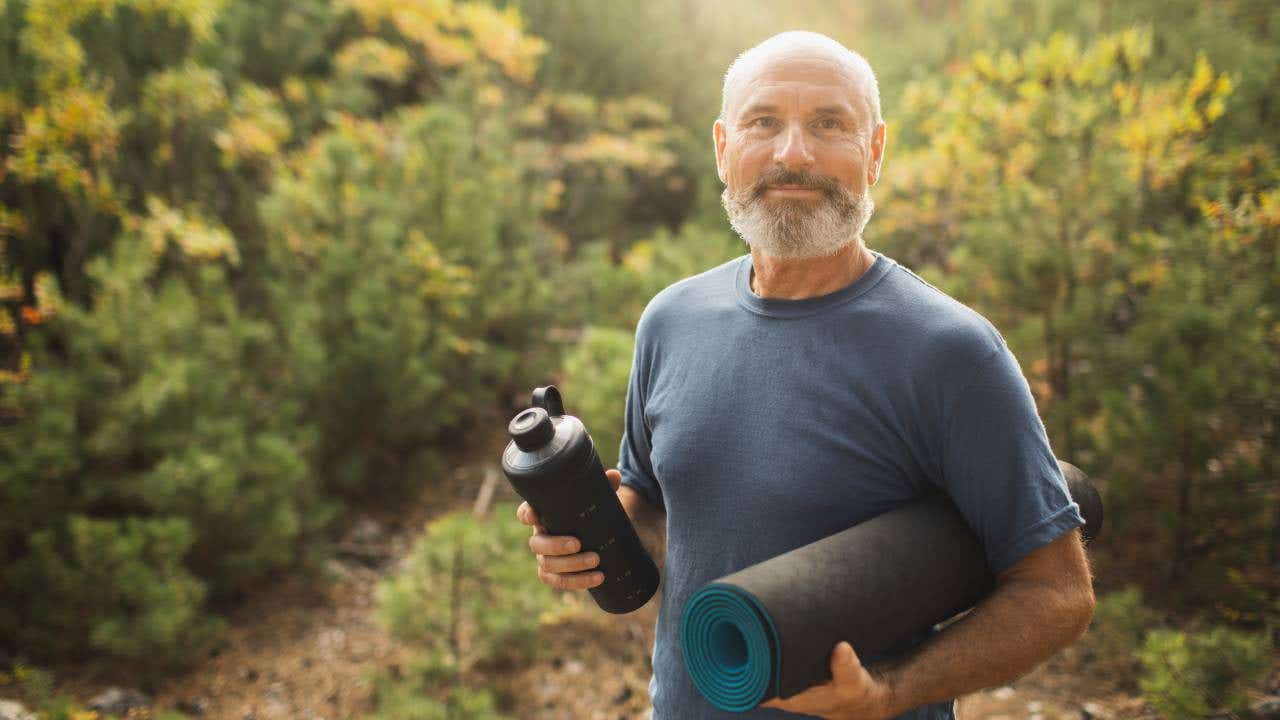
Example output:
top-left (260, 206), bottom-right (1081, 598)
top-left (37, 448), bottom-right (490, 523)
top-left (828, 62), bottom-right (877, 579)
top-left (681, 461), bottom-right (1102, 711)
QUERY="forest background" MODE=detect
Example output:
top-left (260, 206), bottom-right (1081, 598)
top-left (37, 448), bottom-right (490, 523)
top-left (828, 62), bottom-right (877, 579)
top-left (0, 0), bottom-right (1276, 718)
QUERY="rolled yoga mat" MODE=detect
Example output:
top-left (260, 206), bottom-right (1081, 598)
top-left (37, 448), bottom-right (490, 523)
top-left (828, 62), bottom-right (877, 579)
top-left (680, 460), bottom-right (1102, 712)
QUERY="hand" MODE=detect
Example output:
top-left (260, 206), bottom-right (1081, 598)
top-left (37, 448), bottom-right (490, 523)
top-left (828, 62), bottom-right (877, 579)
top-left (759, 641), bottom-right (895, 720)
top-left (516, 468), bottom-right (623, 591)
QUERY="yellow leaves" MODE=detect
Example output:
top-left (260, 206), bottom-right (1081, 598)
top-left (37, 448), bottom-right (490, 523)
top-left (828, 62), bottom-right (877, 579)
top-left (339, 0), bottom-right (545, 84)
top-left (130, 195), bottom-right (240, 265)
top-left (561, 131), bottom-right (676, 172)
top-left (21, 0), bottom-right (226, 92)
top-left (1186, 52), bottom-right (1215, 101)
top-left (0, 351), bottom-right (33, 385)
top-left (542, 178), bottom-right (565, 212)
top-left (622, 240), bottom-right (654, 274)
top-left (142, 61), bottom-right (229, 131)
top-left (477, 83), bottom-right (504, 108)
top-left (213, 85), bottom-right (291, 167)
top-left (455, 2), bottom-right (546, 84)
top-left (0, 205), bottom-right (27, 242)
top-left (9, 85), bottom-right (122, 211)
top-left (405, 229), bottom-right (474, 314)
top-left (282, 76), bottom-right (309, 104)
top-left (1129, 258), bottom-right (1169, 288)
top-left (1116, 27), bottom-right (1152, 72)
top-left (34, 271), bottom-right (61, 320)
top-left (336, 38), bottom-right (413, 84)
top-left (1204, 190), bottom-right (1280, 254)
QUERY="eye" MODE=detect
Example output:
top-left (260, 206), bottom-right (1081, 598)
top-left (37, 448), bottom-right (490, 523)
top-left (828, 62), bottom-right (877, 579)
top-left (753, 117), bottom-right (776, 129)
top-left (816, 117), bottom-right (843, 130)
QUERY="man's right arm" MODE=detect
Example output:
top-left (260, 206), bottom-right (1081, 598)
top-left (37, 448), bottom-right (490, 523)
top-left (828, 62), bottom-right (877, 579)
top-left (519, 468), bottom-right (665, 591)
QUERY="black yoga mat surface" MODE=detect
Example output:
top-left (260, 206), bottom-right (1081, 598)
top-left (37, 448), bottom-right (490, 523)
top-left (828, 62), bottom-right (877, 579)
top-left (680, 461), bottom-right (1102, 712)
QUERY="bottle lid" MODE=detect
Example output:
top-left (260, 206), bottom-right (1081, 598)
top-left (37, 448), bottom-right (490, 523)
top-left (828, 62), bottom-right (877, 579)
top-left (509, 407), bottom-right (555, 451)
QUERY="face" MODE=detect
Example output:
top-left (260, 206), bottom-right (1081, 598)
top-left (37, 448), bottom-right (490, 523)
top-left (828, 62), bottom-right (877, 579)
top-left (715, 51), bottom-right (886, 259)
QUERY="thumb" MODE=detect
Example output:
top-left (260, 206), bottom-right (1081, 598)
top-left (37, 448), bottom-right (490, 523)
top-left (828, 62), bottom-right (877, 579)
top-left (830, 642), bottom-right (862, 685)
top-left (606, 468), bottom-right (622, 492)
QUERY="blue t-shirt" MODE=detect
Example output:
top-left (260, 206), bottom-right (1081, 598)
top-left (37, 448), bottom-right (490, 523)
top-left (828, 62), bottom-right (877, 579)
top-left (618, 251), bottom-right (1085, 719)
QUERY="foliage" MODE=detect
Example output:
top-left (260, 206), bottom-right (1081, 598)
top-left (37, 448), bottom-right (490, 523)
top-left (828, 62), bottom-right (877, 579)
top-left (0, 0), bottom-right (1275, 688)
top-left (561, 222), bottom-right (743, 332)
top-left (0, 0), bottom-right (578, 665)
top-left (368, 674), bottom-right (509, 720)
top-left (1076, 587), bottom-right (1159, 687)
top-left (877, 21), bottom-right (1277, 610)
top-left (259, 99), bottom-right (560, 496)
top-left (373, 502), bottom-right (560, 717)
top-left (377, 502), bottom-right (559, 666)
top-left (559, 327), bottom-right (635, 470)
top-left (1137, 626), bottom-right (1271, 720)
top-left (0, 231), bottom-right (322, 663)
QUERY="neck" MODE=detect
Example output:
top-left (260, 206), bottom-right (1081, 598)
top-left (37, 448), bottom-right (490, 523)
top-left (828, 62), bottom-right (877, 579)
top-left (749, 241), bottom-right (873, 300)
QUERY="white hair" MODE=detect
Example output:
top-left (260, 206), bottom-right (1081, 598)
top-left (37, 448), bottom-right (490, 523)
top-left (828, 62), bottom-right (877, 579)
top-left (719, 31), bottom-right (883, 131)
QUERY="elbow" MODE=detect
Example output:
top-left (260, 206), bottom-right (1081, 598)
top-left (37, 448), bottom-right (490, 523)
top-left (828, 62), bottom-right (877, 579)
top-left (1066, 569), bottom-right (1096, 644)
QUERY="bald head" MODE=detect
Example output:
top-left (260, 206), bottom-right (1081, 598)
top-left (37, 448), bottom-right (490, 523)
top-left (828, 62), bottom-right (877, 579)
top-left (719, 31), bottom-right (882, 132)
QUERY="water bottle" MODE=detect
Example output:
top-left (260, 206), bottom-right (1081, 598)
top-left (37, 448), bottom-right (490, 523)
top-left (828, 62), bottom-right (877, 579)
top-left (501, 385), bottom-right (661, 614)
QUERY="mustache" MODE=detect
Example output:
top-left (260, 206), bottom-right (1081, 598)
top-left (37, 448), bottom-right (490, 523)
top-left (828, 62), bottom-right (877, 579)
top-left (747, 168), bottom-right (846, 200)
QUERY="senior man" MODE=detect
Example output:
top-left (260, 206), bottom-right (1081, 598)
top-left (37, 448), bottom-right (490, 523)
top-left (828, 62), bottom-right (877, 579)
top-left (518, 30), bottom-right (1095, 720)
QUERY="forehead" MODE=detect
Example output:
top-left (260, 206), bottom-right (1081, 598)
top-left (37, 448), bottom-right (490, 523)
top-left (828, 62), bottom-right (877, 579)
top-left (730, 55), bottom-right (864, 118)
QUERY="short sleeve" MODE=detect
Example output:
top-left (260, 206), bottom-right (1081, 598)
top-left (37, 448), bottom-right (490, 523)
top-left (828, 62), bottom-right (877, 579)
top-left (937, 343), bottom-right (1084, 576)
top-left (617, 325), bottom-right (664, 513)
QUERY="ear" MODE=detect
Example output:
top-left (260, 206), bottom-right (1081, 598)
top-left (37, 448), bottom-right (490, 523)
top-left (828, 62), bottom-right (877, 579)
top-left (713, 119), bottom-right (728, 185)
top-left (868, 122), bottom-right (887, 186)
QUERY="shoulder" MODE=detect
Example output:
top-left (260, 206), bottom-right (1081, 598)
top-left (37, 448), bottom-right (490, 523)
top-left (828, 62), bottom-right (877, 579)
top-left (880, 261), bottom-right (1008, 383)
top-left (634, 254), bottom-right (743, 343)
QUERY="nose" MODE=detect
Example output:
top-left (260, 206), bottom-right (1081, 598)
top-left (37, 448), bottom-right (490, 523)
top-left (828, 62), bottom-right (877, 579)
top-left (773, 120), bottom-right (814, 170)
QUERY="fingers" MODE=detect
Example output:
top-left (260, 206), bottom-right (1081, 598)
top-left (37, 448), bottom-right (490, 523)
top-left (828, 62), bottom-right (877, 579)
top-left (516, 501), bottom-right (540, 528)
top-left (606, 468), bottom-right (621, 492)
top-left (537, 549), bottom-right (600, 575)
top-left (538, 566), bottom-right (604, 590)
top-left (518, 495), bottom-right (611, 592)
top-left (830, 641), bottom-right (865, 687)
top-left (529, 531), bottom-right (580, 556)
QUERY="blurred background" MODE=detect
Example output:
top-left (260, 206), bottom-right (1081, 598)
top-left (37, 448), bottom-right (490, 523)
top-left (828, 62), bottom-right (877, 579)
top-left (0, 0), bottom-right (1276, 718)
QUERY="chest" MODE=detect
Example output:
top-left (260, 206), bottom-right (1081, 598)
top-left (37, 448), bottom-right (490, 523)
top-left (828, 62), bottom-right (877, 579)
top-left (643, 321), bottom-right (935, 539)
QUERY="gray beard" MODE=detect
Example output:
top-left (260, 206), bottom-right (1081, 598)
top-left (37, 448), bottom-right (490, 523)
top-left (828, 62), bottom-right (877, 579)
top-left (721, 183), bottom-right (874, 260)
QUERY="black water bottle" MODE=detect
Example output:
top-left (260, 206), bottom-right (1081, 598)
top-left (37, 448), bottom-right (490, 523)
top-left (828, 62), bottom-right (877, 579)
top-left (501, 385), bottom-right (660, 614)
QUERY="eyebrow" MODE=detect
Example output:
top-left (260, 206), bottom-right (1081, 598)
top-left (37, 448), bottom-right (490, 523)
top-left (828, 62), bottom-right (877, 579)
top-left (738, 103), bottom-right (856, 119)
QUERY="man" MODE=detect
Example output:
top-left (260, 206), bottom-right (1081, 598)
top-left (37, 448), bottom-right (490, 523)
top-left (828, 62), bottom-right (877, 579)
top-left (518, 31), bottom-right (1095, 719)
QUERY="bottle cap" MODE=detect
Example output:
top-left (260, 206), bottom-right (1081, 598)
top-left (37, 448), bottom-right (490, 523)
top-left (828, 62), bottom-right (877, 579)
top-left (509, 407), bottom-right (555, 451)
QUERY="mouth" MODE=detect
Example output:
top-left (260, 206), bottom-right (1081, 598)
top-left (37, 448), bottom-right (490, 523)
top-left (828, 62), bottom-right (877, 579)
top-left (764, 185), bottom-right (823, 198)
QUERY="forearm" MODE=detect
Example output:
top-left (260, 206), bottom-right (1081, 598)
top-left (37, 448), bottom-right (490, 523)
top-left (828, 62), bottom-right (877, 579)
top-left (618, 485), bottom-right (667, 573)
top-left (870, 570), bottom-right (1093, 715)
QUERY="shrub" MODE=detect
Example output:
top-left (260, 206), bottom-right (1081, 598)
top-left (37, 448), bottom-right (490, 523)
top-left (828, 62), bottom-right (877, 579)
top-left (376, 502), bottom-right (561, 668)
top-left (259, 101), bottom-right (561, 499)
top-left (372, 503), bottom-right (561, 717)
top-left (0, 233), bottom-right (326, 664)
top-left (559, 326), bottom-right (635, 470)
top-left (1137, 625), bottom-right (1270, 720)
top-left (1077, 587), bottom-right (1158, 686)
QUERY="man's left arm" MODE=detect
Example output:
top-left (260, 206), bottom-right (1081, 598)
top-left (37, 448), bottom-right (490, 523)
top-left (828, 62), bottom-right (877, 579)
top-left (765, 337), bottom-right (1096, 719)
top-left (871, 526), bottom-right (1095, 716)
top-left (761, 526), bottom-right (1094, 719)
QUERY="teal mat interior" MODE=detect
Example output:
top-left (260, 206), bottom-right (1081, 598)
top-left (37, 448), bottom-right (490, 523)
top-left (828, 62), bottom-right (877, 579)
top-left (680, 582), bottom-right (783, 712)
